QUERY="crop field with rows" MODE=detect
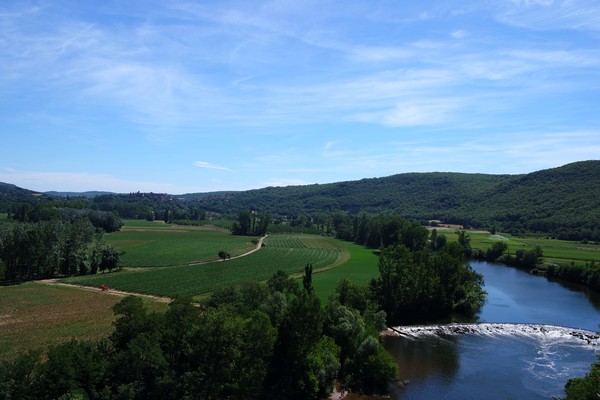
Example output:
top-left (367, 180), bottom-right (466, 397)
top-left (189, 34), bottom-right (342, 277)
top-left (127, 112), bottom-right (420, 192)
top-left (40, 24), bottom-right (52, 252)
top-left (65, 233), bottom-right (347, 298)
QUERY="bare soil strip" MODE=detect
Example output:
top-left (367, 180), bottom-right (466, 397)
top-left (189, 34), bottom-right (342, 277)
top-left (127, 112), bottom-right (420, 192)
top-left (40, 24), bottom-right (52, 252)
top-left (37, 279), bottom-right (173, 303)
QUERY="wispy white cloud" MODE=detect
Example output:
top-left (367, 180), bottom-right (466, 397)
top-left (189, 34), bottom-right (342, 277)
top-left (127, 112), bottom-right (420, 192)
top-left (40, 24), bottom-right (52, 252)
top-left (451, 30), bottom-right (469, 39)
top-left (193, 161), bottom-right (231, 171)
top-left (1, 1), bottom-right (599, 193)
top-left (2, 0), bottom-right (597, 134)
top-left (356, 99), bottom-right (463, 127)
top-left (323, 141), bottom-right (338, 150)
top-left (350, 46), bottom-right (414, 61)
top-left (495, 0), bottom-right (600, 30)
top-left (305, 130), bottom-right (600, 178)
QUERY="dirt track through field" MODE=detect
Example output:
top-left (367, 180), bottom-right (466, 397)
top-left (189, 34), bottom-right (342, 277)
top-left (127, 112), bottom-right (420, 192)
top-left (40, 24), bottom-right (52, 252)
top-left (37, 235), bottom-right (269, 304)
top-left (187, 235), bottom-right (268, 265)
top-left (36, 280), bottom-right (174, 303)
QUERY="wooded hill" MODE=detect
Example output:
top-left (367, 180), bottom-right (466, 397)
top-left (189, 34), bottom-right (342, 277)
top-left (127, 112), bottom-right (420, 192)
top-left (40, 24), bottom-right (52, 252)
top-left (1, 160), bottom-right (599, 238)
top-left (189, 160), bottom-right (600, 238)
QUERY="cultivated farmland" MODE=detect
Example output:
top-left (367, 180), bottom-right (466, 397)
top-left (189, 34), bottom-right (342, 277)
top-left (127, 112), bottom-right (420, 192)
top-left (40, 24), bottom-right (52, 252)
top-left (64, 234), bottom-right (347, 299)
top-left (105, 220), bottom-right (257, 267)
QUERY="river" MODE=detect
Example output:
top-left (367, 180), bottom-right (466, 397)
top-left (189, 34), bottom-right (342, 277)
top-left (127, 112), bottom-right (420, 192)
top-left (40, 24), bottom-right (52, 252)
top-left (384, 261), bottom-right (600, 399)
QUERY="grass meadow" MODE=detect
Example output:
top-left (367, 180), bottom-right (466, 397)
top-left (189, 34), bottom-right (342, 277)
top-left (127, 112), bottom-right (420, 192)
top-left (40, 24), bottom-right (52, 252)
top-left (105, 220), bottom-right (257, 267)
top-left (0, 282), bottom-right (167, 360)
top-left (438, 229), bottom-right (600, 265)
top-left (312, 241), bottom-right (380, 303)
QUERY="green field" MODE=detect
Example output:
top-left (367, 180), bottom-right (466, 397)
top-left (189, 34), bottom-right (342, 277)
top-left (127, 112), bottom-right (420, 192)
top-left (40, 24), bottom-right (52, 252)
top-left (312, 241), bottom-right (380, 303)
top-left (440, 229), bottom-right (600, 265)
top-left (0, 282), bottom-right (168, 360)
top-left (106, 220), bottom-right (257, 267)
top-left (65, 234), bottom-right (347, 299)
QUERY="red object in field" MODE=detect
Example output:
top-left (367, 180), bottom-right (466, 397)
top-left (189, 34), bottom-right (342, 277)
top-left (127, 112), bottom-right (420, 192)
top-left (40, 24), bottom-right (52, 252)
top-left (101, 283), bottom-right (108, 292)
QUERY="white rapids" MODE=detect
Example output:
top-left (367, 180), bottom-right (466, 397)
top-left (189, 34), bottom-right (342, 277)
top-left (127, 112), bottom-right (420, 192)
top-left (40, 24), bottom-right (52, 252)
top-left (384, 323), bottom-right (600, 348)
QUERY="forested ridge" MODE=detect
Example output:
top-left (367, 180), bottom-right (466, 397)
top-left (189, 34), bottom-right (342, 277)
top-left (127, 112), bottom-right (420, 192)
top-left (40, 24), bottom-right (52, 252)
top-left (2, 160), bottom-right (599, 238)
top-left (191, 160), bottom-right (600, 238)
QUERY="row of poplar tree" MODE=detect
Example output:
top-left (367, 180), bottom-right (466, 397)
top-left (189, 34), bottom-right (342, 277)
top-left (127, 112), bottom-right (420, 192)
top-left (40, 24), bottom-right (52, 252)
top-left (0, 218), bottom-right (120, 282)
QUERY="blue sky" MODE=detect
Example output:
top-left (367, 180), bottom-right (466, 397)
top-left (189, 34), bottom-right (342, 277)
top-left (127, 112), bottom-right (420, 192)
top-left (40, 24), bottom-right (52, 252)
top-left (1, 0), bottom-right (599, 194)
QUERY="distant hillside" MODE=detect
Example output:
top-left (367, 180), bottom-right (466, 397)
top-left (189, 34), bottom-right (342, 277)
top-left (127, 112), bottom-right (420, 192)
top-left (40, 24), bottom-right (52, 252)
top-left (0, 182), bottom-right (38, 196)
top-left (185, 172), bottom-right (509, 217)
top-left (191, 160), bottom-right (600, 237)
top-left (44, 191), bottom-right (115, 198)
top-left (2, 161), bottom-right (599, 237)
top-left (0, 182), bottom-right (48, 212)
top-left (476, 161), bottom-right (600, 237)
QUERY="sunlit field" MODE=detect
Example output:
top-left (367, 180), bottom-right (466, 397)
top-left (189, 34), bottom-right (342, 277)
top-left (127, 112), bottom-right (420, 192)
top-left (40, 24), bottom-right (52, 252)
top-left (66, 234), bottom-right (348, 299)
top-left (105, 220), bottom-right (257, 267)
top-left (0, 282), bottom-right (167, 360)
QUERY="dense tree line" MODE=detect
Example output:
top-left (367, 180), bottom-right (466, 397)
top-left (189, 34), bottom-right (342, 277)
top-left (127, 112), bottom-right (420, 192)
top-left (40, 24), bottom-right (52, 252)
top-left (469, 238), bottom-right (545, 270)
top-left (231, 210), bottom-right (271, 236)
top-left (328, 215), bottom-right (486, 325)
top-left (8, 203), bottom-right (123, 233)
top-left (58, 208), bottom-right (123, 233)
top-left (546, 260), bottom-right (600, 292)
top-left (320, 214), bottom-right (486, 325)
top-left (329, 212), bottom-right (429, 251)
top-left (0, 270), bottom-right (399, 400)
top-left (0, 189), bottom-right (209, 226)
top-left (86, 193), bottom-right (207, 224)
top-left (0, 219), bottom-right (120, 282)
top-left (371, 242), bottom-right (486, 325)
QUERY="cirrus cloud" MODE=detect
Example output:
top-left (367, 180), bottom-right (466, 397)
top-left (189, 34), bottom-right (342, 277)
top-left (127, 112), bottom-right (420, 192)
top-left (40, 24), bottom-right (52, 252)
top-left (193, 161), bottom-right (231, 170)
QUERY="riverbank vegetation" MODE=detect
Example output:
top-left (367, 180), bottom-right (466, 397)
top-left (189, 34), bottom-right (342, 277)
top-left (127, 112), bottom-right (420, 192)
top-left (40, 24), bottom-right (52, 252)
top-left (563, 356), bottom-right (600, 399)
top-left (430, 229), bottom-right (600, 293)
top-left (372, 242), bottom-right (486, 325)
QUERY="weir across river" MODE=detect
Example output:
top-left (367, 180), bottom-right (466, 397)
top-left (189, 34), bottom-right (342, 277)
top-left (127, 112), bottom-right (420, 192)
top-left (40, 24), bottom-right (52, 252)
top-left (384, 322), bottom-right (600, 348)
top-left (383, 261), bottom-right (600, 399)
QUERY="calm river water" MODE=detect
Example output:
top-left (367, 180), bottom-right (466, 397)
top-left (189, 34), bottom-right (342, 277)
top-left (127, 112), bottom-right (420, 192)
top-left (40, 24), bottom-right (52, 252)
top-left (384, 261), bottom-right (600, 399)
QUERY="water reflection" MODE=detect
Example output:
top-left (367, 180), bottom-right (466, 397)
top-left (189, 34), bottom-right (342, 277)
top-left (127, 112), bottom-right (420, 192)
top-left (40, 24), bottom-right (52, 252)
top-left (471, 261), bottom-right (600, 331)
top-left (547, 276), bottom-right (600, 313)
top-left (384, 334), bottom-right (459, 385)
